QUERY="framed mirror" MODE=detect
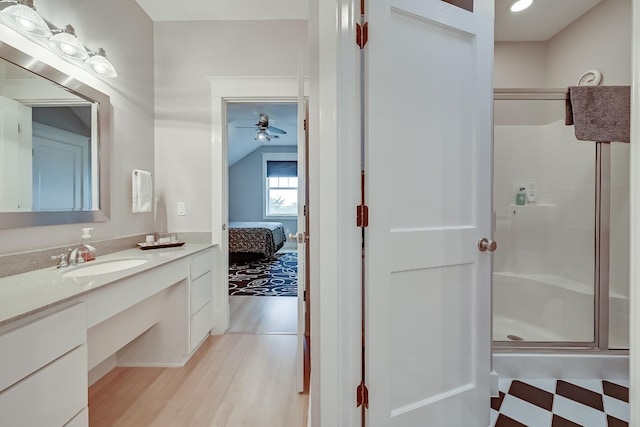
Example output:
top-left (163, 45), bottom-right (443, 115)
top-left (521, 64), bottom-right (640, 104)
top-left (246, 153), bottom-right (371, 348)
top-left (0, 40), bottom-right (111, 229)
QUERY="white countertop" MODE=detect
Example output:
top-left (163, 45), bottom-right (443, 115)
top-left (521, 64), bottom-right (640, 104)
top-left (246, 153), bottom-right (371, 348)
top-left (0, 243), bottom-right (214, 327)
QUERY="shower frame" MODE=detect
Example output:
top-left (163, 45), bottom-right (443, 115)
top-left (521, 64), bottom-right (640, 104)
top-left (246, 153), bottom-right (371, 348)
top-left (492, 88), bottom-right (626, 354)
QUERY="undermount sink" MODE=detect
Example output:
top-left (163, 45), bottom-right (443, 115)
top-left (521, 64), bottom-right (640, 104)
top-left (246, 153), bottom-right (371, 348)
top-left (62, 258), bottom-right (149, 278)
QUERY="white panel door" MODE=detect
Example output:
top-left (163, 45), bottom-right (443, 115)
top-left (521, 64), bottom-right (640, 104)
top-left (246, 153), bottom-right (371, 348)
top-left (366, 1), bottom-right (494, 426)
top-left (295, 68), bottom-right (308, 393)
top-left (32, 123), bottom-right (89, 211)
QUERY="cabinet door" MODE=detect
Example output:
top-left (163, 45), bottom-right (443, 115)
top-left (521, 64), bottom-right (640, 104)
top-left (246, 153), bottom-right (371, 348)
top-left (0, 345), bottom-right (87, 426)
top-left (190, 302), bottom-right (213, 352)
top-left (191, 270), bottom-right (213, 314)
top-left (0, 302), bottom-right (85, 393)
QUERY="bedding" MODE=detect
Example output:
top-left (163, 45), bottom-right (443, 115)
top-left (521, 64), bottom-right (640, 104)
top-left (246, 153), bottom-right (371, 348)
top-left (228, 222), bottom-right (287, 259)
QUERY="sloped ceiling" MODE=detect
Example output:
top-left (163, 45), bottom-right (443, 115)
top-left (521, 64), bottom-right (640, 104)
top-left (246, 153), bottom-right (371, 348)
top-left (227, 102), bottom-right (298, 166)
top-left (495, 0), bottom-right (602, 41)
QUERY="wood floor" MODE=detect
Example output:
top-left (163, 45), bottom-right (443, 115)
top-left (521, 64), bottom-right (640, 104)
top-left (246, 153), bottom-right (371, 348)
top-left (88, 296), bottom-right (308, 426)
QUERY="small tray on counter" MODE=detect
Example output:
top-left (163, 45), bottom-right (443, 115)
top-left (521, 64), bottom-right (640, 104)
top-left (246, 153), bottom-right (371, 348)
top-left (137, 242), bottom-right (186, 250)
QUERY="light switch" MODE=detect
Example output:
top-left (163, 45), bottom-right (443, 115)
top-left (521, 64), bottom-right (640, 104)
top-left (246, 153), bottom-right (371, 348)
top-left (177, 202), bottom-right (186, 216)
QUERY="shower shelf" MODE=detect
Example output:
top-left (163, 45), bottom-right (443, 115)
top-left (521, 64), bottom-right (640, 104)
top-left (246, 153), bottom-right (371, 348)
top-left (509, 204), bottom-right (556, 208)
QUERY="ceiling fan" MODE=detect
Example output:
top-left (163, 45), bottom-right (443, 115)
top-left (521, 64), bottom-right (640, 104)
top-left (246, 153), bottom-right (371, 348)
top-left (236, 113), bottom-right (287, 141)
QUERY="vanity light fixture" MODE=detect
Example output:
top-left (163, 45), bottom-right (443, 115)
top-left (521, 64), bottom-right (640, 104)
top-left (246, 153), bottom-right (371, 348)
top-left (48, 25), bottom-right (88, 60)
top-left (85, 48), bottom-right (117, 77)
top-left (0, 0), bottom-right (50, 38)
top-left (0, 0), bottom-right (117, 78)
top-left (509, 0), bottom-right (534, 12)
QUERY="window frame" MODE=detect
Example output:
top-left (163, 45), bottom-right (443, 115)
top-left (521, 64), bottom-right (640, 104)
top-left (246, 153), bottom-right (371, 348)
top-left (262, 152), bottom-right (298, 219)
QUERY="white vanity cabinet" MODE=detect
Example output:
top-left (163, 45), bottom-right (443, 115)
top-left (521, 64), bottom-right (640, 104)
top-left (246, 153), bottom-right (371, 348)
top-left (0, 302), bottom-right (87, 426)
top-left (189, 248), bottom-right (213, 352)
top-left (0, 243), bottom-right (215, 426)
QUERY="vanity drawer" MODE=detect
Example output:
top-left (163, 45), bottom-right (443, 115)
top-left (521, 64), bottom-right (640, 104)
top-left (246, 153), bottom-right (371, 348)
top-left (190, 270), bottom-right (213, 314)
top-left (66, 407), bottom-right (88, 427)
top-left (190, 301), bottom-right (212, 352)
top-left (0, 344), bottom-right (87, 427)
top-left (0, 302), bottom-right (85, 393)
top-left (190, 249), bottom-right (213, 280)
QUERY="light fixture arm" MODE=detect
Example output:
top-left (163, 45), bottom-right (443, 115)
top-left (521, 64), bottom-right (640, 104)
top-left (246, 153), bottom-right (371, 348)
top-left (16, 0), bottom-right (34, 7)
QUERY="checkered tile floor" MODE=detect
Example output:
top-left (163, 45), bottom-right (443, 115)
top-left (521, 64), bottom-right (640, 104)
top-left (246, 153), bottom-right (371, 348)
top-left (491, 379), bottom-right (629, 427)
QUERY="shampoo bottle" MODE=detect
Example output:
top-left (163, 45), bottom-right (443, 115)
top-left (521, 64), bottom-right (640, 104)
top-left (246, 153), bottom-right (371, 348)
top-left (80, 227), bottom-right (95, 262)
top-left (515, 186), bottom-right (526, 206)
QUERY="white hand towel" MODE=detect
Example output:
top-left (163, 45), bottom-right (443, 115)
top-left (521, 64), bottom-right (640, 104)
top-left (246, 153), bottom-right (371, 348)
top-left (132, 169), bottom-right (152, 213)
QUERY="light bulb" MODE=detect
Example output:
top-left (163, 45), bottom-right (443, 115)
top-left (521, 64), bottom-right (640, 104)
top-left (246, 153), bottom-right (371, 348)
top-left (15, 17), bottom-right (35, 31)
top-left (60, 42), bottom-right (77, 56)
top-left (510, 0), bottom-right (533, 12)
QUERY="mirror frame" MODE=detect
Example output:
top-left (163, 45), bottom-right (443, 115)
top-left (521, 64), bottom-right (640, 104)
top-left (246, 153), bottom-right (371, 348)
top-left (0, 41), bottom-right (111, 229)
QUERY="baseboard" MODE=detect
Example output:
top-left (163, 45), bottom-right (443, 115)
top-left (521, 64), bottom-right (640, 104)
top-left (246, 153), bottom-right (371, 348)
top-left (490, 370), bottom-right (499, 397)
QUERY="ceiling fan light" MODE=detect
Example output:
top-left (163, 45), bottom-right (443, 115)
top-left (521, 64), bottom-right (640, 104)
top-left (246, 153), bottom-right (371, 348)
top-left (255, 129), bottom-right (270, 141)
top-left (1, 3), bottom-right (52, 38)
top-left (509, 0), bottom-right (534, 12)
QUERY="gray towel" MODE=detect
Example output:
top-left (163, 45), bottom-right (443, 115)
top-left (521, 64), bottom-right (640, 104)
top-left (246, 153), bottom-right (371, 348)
top-left (565, 86), bottom-right (630, 143)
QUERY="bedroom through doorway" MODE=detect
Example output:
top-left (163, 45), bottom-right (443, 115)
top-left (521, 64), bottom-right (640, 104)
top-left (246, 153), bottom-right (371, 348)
top-left (223, 98), bottom-right (309, 391)
top-left (210, 74), bottom-right (310, 392)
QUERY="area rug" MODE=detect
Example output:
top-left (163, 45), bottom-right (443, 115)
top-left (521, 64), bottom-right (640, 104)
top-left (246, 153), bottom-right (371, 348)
top-left (228, 251), bottom-right (297, 296)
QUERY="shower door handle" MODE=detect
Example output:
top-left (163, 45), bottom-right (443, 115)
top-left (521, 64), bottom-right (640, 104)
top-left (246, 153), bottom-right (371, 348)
top-left (478, 238), bottom-right (497, 252)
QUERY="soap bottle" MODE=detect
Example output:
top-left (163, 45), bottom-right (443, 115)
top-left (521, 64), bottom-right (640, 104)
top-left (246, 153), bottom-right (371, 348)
top-left (80, 227), bottom-right (96, 262)
top-left (527, 182), bottom-right (537, 205)
top-left (515, 186), bottom-right (526, 205)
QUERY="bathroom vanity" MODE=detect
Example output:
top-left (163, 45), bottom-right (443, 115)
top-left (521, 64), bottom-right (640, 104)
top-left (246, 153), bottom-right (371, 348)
top-left (0, 243), bottom-right (214, 426)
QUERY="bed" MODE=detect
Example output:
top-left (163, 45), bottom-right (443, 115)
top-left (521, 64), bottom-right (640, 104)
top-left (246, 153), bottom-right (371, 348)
top-left (228, 222), bottom-right (287, 259)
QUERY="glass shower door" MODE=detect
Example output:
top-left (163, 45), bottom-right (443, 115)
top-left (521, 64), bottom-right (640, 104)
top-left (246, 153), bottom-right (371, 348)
top-left (493, 95), bottom-right (596, 345)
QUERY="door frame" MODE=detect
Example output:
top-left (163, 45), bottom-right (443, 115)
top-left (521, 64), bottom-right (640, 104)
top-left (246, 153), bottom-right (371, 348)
top-left (307, 0), bottom-right (364, 424)
top-left (208, 76), bottom-right (308, 335)
top-left (630, 0), bottom-right (640, 421)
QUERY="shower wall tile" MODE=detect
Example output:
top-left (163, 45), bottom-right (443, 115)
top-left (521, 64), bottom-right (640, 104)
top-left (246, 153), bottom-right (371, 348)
top-left (494, 120), bottom-right (595, 287)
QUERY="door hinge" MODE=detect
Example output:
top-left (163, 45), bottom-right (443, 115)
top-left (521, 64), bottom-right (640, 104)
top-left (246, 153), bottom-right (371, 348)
top-left (356, 22), bottom-right (368, 49)
top-left (356, 204), bottom-right (369, 227)
top-left (356, 381), bottom-right (369, 408)
top-left (303, 119), bottom-right (307, 131)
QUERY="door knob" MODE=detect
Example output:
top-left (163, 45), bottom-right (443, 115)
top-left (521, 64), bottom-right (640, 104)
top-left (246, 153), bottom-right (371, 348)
top-left (478, 238), bottom-right (497, 252)
top-left (289, 232), bottom-right (308, 244)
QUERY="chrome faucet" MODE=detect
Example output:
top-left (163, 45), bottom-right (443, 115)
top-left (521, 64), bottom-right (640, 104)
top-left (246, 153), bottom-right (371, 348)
top-left (68, 244), bottom-right (96, 265)
top-left (50, 253), bottom-right (68, 268)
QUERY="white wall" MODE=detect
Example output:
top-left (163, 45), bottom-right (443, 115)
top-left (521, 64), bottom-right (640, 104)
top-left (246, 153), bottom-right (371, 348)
top-left (494, 0), bottom-right (632, 88)
top-left (0, 0), bottom-right (155, 255)
top-left (153, 20), bottom-right (308, 233)
top-left (494, 42), bottom-right (546, 88)
top-left (546, 0), bottom-right (631, 87)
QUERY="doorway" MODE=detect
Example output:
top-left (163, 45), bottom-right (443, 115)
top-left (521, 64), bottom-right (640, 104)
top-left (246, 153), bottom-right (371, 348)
top-left (225, 100), bottom-right (300, 335)
top-left (208, 76), bottom-right (310, 392)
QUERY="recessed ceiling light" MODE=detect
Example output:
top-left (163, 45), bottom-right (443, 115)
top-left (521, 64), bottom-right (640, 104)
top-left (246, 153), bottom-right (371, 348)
top-left (510, 0), bottom-right (534, 12)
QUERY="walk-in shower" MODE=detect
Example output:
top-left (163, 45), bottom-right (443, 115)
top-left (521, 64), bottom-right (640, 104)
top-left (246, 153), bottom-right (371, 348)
top-left (492, 89), bottom-right (630, 377)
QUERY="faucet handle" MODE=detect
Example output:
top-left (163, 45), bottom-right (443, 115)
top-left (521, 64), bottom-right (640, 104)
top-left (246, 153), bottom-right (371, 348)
top-left (50, 253), bottom-right (68, 268)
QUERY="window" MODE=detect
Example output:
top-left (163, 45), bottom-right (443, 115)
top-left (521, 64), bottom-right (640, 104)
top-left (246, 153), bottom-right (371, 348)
top-left (264, 154), bottom-right (298, 218)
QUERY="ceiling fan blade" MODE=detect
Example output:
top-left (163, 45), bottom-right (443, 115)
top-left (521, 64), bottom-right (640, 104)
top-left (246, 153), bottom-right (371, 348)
top-left (267, 125), bottom-right (287, 134)
top-left (235, 126), bottom-right (259, 129)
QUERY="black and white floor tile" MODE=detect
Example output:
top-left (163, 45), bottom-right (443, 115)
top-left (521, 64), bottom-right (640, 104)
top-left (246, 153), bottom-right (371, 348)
top-left (491, 378), bottom-right (629, 427)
